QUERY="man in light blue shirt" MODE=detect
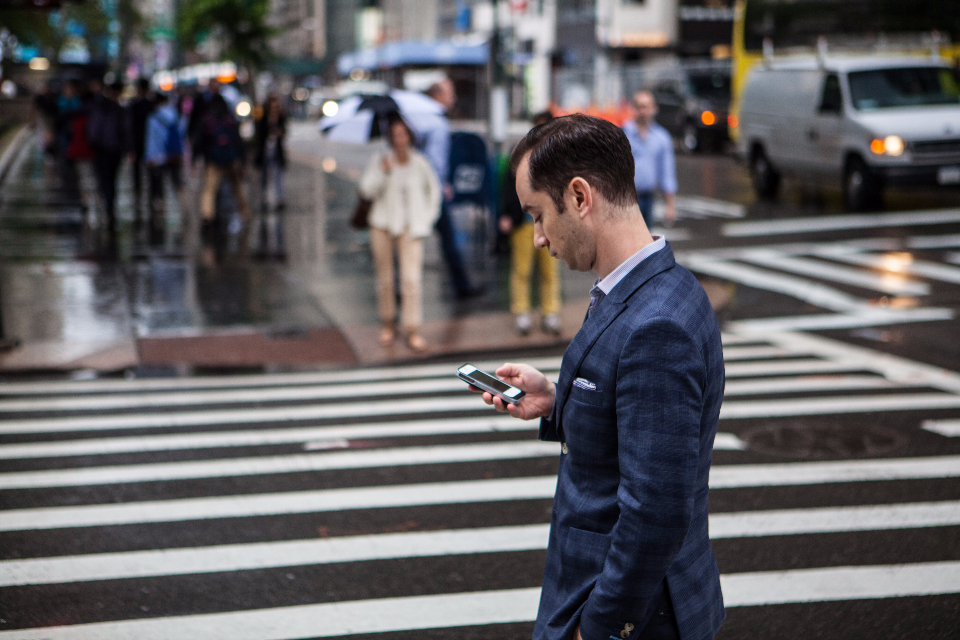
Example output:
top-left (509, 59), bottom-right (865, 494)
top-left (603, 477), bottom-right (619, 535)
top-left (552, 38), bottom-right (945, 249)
top-left (622, 90), bottom-right (677, 229)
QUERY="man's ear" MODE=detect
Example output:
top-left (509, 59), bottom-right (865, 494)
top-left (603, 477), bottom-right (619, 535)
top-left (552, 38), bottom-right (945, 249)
top-left (567, 177), bottom-right (593, 220)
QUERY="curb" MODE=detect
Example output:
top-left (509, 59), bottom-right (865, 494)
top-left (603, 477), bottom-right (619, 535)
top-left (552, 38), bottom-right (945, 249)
top-left (0, 124), bottom-right (31, 186)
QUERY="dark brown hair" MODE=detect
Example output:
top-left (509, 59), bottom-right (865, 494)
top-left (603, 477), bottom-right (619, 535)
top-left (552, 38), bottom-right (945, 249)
top-left (510, 114), bottom-right (636, 213)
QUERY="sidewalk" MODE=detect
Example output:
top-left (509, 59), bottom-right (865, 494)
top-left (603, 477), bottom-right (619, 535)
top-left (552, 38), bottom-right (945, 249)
top-left (0, 126), bottom-right (599, 376)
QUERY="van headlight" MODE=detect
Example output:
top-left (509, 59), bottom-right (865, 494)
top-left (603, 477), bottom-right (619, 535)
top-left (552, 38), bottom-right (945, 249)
top-left (870, 135), bottom-right (905, 157)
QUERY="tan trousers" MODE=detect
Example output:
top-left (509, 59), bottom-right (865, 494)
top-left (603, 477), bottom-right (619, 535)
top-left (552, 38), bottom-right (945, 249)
top-left (510, 221), bottom-right (561, 315)
top-left (370, 228), bottom-right (425, 330)
top-left (200, 162), bottom-right (251, 224)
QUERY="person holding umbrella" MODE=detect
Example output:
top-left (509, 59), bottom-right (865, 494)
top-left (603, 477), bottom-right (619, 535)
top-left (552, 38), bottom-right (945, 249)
top-left (358, 114), bottom-right (441, 352)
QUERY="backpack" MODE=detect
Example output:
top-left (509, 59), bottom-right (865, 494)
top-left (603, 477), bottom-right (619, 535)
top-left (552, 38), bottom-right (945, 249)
top-left (205, 114), bottom-right (241, 165)
top-left (164, 117), bottom-right (183, 160)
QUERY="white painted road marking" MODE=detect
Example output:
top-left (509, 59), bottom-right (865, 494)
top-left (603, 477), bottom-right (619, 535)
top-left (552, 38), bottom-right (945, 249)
top-left (2, 562), bottom-right (960, 638)
top-left (922, 419), bottom-right (960, 437)
top-left (0, 441), bottom-right (563, 489)
top-left (723, 208), bottom-right (960, 237)
top-left (4, 456), bottom-right (960, 531)
top-left (4, 501), bottom-right (958, 587)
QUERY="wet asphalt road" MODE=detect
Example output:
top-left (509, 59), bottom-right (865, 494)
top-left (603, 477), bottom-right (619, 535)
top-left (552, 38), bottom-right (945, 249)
top-left (1, 124), bottom-right (960, 638)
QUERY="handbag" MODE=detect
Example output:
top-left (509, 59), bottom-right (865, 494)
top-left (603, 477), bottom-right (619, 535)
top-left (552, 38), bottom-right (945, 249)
top-left (350, 192), bottom-right (372, 229)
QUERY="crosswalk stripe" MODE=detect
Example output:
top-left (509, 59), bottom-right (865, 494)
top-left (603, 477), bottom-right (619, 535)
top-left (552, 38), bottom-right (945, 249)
top-left (681, 253), bottom-right (865, 313)
top-left (4, 456), bottom-right (960, 531)
top-left (720, 392), bottom-right (960, 418)
top-left (723, 374), bottom-right (902, 395)
top-left (729, 308), bottom-right (956, 333)
top-left (1, 385), bottom-right (952, 451)
top-left (0, 416), bottom-right (526, 459)
top-left (4, 501), bottom-right (958, 587)
top-left (708, 455), bottom-right (960, 488)
top-left (0, 588), bottom-right (543, 640)
top-left (723, 207), bottom-right (960, 237)
top-left (0, 477), bottom-right (560, 532)
top-left (738, 250), bottom-right (930, 296)
top-left (0, 368), bottom-right (919, 435)
top-left (721, 561), bottom-right (960, 606)
top-left (922, 419), bottom-right (960, 437)
top-left (2, 561), bottom-right (959, 639)
top-left (823, 251), bottom-right (960, 286)
top-left (0, 357), bottom-right (566, 397)
top-left (0, 441), bottom-right (563, 489)
top-left (0, 346), bottom-right (793, 414)
top-left (0, 421), bottom-right (747, 460)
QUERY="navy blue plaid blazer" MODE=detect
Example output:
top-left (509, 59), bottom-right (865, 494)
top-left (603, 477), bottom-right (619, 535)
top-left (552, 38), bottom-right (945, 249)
top-left (534, 243), bottom-right (725, 640)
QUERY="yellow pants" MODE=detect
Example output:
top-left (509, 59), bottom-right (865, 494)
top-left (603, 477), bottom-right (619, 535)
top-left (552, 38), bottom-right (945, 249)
top-left (509, 222), bottom-right (561, 315)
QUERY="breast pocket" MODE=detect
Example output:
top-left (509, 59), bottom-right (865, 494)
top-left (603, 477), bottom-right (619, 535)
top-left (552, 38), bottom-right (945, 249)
top-left (567, 383), bottom-right (605, 408)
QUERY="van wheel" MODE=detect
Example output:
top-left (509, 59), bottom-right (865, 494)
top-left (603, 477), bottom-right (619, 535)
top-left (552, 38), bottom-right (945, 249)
top-left (751, 149), bottom-right (780, 199)
top-left (682, 124), bottom-right (700, 153)
top-left (844, 158), bottom-right (882, 212)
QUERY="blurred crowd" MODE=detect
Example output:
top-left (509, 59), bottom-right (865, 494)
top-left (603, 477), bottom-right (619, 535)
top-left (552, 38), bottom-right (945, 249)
top-left (31, 77), bottom-right (288, 262)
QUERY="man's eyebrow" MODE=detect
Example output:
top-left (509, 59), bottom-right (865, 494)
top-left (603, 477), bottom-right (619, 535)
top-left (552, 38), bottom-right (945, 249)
top-left (522, 204), bottom-right (539, 214)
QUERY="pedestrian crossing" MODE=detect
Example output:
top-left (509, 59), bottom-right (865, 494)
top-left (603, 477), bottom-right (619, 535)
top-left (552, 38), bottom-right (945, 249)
top-left (678, 216), bottom-right (960, 332)
top-left (1, 331), bottom-right (959, 639)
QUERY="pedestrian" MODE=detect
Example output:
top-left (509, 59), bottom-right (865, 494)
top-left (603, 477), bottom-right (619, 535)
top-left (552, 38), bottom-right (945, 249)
top-left (499, 110), bottom-right (562, 336)
top-left (128, 78), bottom-right (154, 216)
top-left (623, 90), bottom-right (677, 228)
top-left (196, 93), bottom-right (251, 252)
top-left (86, 80), bottom-right (129, 260)
top-left (472, 114), bottom-right (725, 640)
top-left (253, 94), bottom-right (287, 259)
top-left (359, 115), bottom-right (441, 352)
top-left (32, 81), bottom-right (59, 157)
top-left (254, 94), bottom-right (287, 211)
top-left (144, 92), bottom-right (185, 246)
top-left (422, 78), bottom-right (484, 299)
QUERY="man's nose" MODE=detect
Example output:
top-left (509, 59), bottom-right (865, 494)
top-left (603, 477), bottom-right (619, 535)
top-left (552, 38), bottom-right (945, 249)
top-left (533, 227), bottom-right (548, 250)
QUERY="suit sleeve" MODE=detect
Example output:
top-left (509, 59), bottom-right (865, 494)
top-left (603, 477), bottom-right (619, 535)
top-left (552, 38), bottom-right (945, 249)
top-left (578, 317), bottom-right (705, 639)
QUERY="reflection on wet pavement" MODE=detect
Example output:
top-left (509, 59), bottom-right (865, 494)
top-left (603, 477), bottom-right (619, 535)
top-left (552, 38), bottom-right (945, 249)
top-left (0, 131), bottom-right (345, 372)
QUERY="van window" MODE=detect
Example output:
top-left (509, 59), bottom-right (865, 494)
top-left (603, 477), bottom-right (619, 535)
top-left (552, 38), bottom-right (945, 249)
top-left (849, 66), bottom-right (960, 111)
top-left (819, 74), bottom-right (842, 114)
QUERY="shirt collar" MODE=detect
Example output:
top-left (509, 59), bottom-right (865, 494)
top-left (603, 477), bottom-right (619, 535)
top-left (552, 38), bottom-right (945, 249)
top-left (596, 236), bottom-right (666, 296)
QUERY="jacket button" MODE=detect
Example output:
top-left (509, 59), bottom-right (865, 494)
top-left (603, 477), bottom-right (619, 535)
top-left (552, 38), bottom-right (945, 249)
top-left (624, 623), bottom-right (635, 631)
top-left (561, 443), bottom-right (569, 454)
top-left (620, 631), bottom-right (630, 639)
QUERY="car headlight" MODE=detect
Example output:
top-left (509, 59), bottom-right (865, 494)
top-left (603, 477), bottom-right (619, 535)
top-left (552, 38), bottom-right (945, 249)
top-left (322, 100), bottom-right (339, 117)
top-left (235, 101), bottom-right (251, 118)
top-left (870, 135), bottom-right (905, 157)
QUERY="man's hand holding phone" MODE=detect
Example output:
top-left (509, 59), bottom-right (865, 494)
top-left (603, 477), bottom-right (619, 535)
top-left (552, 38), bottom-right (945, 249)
top-left (469, 362), bottom-right (555, 420)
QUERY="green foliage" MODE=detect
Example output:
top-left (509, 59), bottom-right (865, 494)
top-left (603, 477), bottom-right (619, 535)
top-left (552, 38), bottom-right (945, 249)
top-left (177, 0), bottom-right (274, 69)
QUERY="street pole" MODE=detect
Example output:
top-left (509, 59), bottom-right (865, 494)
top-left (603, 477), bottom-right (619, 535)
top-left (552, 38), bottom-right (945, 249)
top-left (489, 0), bottom-right (508, 158)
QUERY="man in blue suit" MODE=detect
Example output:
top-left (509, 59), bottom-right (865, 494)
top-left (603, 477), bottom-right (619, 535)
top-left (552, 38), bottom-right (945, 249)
top-left (473, 115), bottom-right (725, 640)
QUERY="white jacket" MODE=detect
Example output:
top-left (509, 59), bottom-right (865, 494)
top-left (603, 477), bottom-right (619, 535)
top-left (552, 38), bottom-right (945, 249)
top-left (359, 148), bottom-right (441, 238)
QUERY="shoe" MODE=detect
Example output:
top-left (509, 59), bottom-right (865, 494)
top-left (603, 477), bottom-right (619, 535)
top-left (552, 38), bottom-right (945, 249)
top-left (407, 333), bottom-right (427, 352)
top-left (515, 313), bottom-right (532, 336)
top-left (543, 314), bottom-right (562, 336)
top-left (379, 324), bottom-right (395, 346)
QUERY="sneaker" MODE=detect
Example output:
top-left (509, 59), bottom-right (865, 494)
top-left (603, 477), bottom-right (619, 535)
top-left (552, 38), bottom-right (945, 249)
top-left (543, 314), bottom-right (562, 336)
top-left (515, 313), bottom-right (532, 336)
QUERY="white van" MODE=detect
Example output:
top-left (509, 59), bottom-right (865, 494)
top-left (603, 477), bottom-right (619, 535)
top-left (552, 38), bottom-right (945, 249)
top-left (737, 56), bottom-right (960, 210)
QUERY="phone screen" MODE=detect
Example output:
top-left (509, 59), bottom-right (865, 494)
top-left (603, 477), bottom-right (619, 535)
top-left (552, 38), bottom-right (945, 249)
top-left (469, 370), bottom-right (513, 394)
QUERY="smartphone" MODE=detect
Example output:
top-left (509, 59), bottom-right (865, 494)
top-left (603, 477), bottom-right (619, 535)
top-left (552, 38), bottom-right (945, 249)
top-left (457, 363), bottom-right (526, 404)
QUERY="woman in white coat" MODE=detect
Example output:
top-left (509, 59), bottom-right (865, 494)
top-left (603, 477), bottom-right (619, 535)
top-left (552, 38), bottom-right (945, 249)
top-left (359, 115), bottom-right (441, 351)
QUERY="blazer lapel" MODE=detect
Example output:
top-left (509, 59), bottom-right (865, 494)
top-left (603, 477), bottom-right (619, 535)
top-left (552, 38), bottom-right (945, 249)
top-left (551, 244), bottom-right (678, 436)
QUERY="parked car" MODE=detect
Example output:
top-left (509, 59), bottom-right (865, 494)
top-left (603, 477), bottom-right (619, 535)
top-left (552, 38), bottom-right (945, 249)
top-left (737, 55), bottom-right (960, 210)
top-left (648, 60), bottom-right (732, 152)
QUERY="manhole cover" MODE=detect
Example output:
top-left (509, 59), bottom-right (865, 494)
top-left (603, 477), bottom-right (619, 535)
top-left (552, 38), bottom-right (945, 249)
top-left (742, 422), bottom-right (907, 459)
